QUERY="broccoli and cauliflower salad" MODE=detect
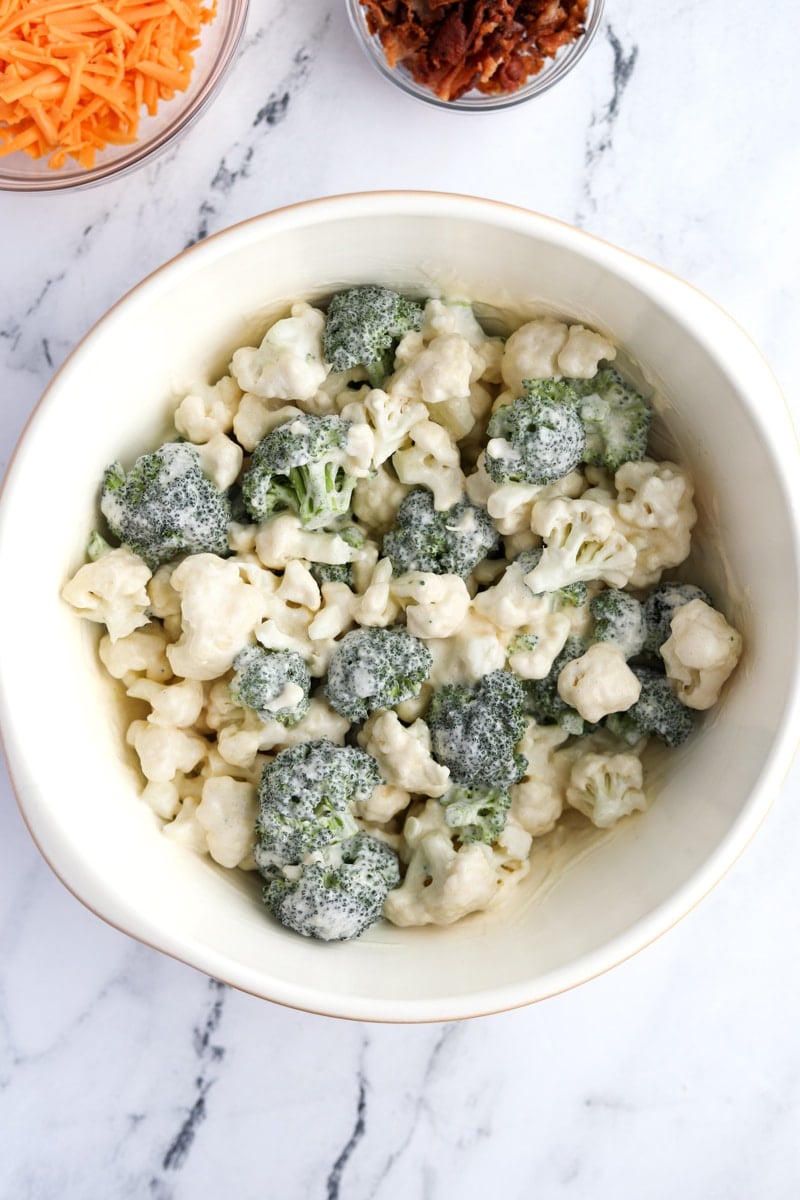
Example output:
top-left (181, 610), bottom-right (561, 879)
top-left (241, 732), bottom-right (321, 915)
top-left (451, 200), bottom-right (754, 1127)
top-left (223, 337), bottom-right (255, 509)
top-left (62, 285), bottom-right (744, 942)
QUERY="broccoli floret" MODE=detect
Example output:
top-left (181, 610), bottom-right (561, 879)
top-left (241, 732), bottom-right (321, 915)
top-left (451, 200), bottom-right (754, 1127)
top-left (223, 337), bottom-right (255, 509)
top-left (485, 379), bottom-right (585, 485)
top-left (523, 635), bottom-right (589, 735)
top-left (311, 561), bottom-right (353, 587)
top-left (323, 285), bottom-right (424, 386)
top-left (643, 581), bottom-right (712, 656)
top-left (254, 739), bottom-right (381, 866)
top-left (309, 525), bottom-right (365, 587)
top-left (325, 625), bottom-right (432, 722)
top-left (439, 784), bottom-right (511, 845)
top-left (229, 645), bottom-right (310, 726)
top-left (574, 367), bottom-right (651, 471)
top-left (515, 547), bottom-right (588, 608)
top-left (87, 530), bottom-right (111, 561)
top-left (383, 488), bottom-right (499, 578)
top-left (590, 588), bottom-right (646, 659)
top-left (241, 413), bottom-right (356, 530)
top-left (606, 666), bottom-right (695, 748)
top-left (264, 832), bottom-right (401, 941)
top-left (427, 669), bottom-right (527, 789)
top-left (100, 441), bottom-right (231, 569)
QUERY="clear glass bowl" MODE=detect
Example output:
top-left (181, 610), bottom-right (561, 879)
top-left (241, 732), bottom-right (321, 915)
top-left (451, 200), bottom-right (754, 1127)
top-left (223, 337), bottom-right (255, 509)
top-left (347, 0), bottom-right (604, 111)
top-left (0, 0), bottom-right (249, 192)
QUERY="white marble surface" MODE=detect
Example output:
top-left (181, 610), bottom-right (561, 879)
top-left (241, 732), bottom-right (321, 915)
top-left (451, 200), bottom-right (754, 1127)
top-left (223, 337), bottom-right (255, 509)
top-left (2, 1), bottom-right (800, 1195)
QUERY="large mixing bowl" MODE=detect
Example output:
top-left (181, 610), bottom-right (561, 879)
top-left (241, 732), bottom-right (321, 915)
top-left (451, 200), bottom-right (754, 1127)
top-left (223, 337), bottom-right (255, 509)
top-left (1, 193), bottom-right (797, 1021)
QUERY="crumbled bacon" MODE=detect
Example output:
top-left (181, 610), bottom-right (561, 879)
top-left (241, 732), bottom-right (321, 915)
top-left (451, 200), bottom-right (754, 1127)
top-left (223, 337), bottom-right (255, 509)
top-left (359, 0), bottom-right (590, 102)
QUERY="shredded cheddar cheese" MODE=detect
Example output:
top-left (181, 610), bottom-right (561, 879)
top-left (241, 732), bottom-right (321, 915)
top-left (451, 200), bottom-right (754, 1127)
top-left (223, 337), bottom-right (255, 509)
top-left (0, 0), bottom-right (216, 169)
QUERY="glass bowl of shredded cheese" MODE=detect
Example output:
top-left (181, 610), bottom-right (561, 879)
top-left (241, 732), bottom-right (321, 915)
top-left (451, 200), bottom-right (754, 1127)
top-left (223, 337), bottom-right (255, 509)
top-left (0, 0), bottom-right (248, 191)
top-left (347, 0), bottom-right (604, 111)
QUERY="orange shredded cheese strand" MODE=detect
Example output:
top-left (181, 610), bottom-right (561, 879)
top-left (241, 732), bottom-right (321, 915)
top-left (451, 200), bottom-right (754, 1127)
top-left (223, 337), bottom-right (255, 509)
top-left (0, 0), bottom-right (216, 169)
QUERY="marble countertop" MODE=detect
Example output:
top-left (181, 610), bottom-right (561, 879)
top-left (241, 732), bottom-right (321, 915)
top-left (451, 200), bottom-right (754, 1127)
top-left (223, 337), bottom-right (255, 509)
top-left (2, 1), bottom-right (800, 1195)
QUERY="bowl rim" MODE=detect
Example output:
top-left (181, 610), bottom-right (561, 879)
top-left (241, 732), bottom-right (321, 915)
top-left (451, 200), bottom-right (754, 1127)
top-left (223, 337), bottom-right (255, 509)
top-left (2, 190), bottom-right (800, 1022)
top-left (345, 0), bottom-right (605, 112)
top-left (0, 0), bottom-right (249, 194)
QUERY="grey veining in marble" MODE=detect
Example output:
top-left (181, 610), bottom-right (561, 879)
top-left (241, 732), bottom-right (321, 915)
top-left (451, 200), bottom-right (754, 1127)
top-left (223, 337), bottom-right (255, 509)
top-left (2, 1), bottom-right (800, 1196)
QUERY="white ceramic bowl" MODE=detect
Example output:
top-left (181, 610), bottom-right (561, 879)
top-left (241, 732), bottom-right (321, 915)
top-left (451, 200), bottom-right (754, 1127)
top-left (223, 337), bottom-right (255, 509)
top-left (1, 193), bottom-right (798, 1022)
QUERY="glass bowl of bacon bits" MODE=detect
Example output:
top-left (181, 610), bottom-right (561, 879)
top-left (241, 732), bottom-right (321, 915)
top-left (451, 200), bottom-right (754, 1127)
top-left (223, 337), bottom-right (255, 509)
top-left (347, 0), bottom-right (603, 110)
top-left (0, 0), bottom-right (248, 192)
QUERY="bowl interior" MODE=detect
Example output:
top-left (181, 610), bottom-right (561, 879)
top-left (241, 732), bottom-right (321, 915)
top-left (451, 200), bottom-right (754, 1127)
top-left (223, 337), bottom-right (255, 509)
top-left (1, 195), bottom-right (797, 1020)
top-left (0, 0), bottom-right (248, 192)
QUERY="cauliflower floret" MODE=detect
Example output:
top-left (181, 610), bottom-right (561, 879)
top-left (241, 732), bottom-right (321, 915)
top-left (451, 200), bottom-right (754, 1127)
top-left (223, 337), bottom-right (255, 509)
top-left (566, 751), bottom-right (647, 828)
top-left (557, 642), bottom-right (642, 724)
top-left (509, 721), bottom-right (571, 836)
top-left (391, 331), bottom-right (487, 440)
top-left (383, 798), bottom-right (532, 927)
top-left (473, 561), bottom-right (548, 633)
top-left (352, 464), bottom-right (411, 535)
top-left (215, 691), bottom-right (350, 769)
top-left (307, 582), bottom-right (357, 641)
top-left (612, 460), bottom-right (697, 587)
top-left (392, 330), bottom-right (482, 405)
top-left (351, 558), bottom-right (400, 628)
top-left (362, 711), bottom-right (451, 798)
top-left (254, 513), bottom-right (360, 571)
top-left (392, 420), bottom-right (465, 511)
top-left (340, 387), bottom-right (428, 467)
top-left (485, 481), bottom-right (542, 536)
top-left (500, 318), bottom-right (569, 393)
top-left (276, 558), bottom-right (321, 611)
top-left (391, 572), bottom-right (471, 640)
top-left (661, 598), bottom-right (743, 710)
top-left (426, 610), bottom-right (509, 687)
top-left (98, 625), bottom-right (172, 683)
top-left (195, 775), bottom-right (259, 868)
top-left (127, 719), bottom-right (207, 783)
top-left (161, 796), bottom-right (210, 855)
top-left (173, 375), bottom-right (242, 442)
top-left (147, 564), bottom-right (181, 621)
top-left (556, 325), bottom-right (617, 378)
top-left (342, 420), bottom-right (376, 479)
top-left (253, 560), bottom-right (321, 661)
top-left (61, 547), bottom-right (152, 642)
top-left (464, 453), bottom-right (494, 508)
top-left (506, 617), bottom-right (572, 680)
top-left (526, 497), bottom-right (636, 592)
top-left (230, 303), bottom-right (329, 403)
top-left (194, 430), bottom-right (244, 492)
top-left (420, 299), bottom-right (504, 382)
top-left (356, 783), bottom-right (412, 824)
top-left (126, 676), bottom-right (205, 728)
top-left (233, 397), bottom-right (306, 452)
top-left (141, 772), bottom-right (202, 821)
top-left (167, 554), bottom-right (271, 681)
